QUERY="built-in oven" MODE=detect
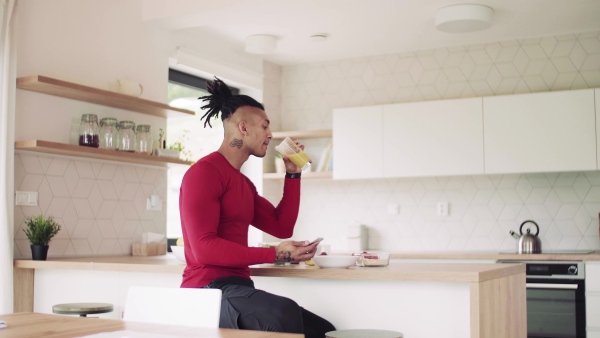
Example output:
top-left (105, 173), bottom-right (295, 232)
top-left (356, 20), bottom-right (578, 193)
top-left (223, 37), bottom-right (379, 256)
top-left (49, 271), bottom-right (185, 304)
top-left (498, 260), bottom-right (586, 338)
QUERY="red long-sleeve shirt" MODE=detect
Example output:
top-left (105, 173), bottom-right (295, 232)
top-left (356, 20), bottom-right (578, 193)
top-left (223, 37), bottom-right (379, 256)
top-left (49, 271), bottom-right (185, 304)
top-left (179, 152), bottom-right (300, 288)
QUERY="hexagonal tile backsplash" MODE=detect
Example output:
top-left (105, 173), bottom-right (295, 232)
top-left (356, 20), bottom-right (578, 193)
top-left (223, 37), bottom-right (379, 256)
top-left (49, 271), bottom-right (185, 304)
top-left (13, 153), bottom-right (167, 258)
top-left (282, 173), bottom-right (600, 253)
top-left (265, 30), bottom-right (600, 253)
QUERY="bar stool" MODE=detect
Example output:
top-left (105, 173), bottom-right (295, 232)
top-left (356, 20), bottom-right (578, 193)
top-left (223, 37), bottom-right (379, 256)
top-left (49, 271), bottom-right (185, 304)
top-left (52, 302), bottom-right (113, 317)
top-left (325, 329), bottom-right (404, 338)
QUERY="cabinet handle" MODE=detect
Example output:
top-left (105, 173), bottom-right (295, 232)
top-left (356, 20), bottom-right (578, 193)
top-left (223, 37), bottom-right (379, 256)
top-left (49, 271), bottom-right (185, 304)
top-left (526, 283), bottom-right (578, 290)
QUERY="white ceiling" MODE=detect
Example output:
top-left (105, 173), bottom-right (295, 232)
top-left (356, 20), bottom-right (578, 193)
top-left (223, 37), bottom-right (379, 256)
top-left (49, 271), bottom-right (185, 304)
top-left (147, 0), bottom-right (600, 66)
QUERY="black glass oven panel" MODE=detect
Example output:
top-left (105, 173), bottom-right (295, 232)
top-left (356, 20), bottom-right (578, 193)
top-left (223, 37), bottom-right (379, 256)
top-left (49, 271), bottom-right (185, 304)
top-left (526, 263), bottom-right (579, 276)
top-left (526, 278), bottom-right (586, 338)
top-left (528, 288), bottom-right (576, 337)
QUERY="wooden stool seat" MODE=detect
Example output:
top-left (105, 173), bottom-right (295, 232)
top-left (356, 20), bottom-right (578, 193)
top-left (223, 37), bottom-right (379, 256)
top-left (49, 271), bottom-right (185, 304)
top-left (52, 302), bottom-right (113, 317)
top-left (325, 329), bottom-right (404, 338)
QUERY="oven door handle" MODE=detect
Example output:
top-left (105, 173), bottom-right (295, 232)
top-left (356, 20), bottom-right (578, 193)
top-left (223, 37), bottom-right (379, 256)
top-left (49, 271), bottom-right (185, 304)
top-left (526, 283), bottom-right (578, 290)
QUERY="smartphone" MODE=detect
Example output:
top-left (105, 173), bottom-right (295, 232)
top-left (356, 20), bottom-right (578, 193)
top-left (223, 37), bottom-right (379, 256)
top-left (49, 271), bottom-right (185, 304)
top-left (307, 237), bottom-right (324, 246)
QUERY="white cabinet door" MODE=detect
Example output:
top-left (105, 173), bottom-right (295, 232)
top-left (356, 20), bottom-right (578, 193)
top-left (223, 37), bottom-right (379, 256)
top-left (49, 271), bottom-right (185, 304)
top-left (587, 261), bottom-right (600, 292)
top-left (383, 98), bottom-right (484, 177)
top-left (587, 262), bottom-right (600, 329)
top-left (596, 89), bottom-right (600, 169)
top-left (483, 89), bottom-right (596, 174)
top-left (333, 106), bottom-right (383, 179)
top-left (588, 294), bottom-right (600, 329)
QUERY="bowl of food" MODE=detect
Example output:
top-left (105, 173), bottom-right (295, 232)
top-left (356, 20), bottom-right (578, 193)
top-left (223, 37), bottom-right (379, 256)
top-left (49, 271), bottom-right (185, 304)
top-left (170, 245), bottom-right (186, 263)
top-left (311, 253), bottom-right (358, 268)
top-left (355, 252), bottom-right (390, 267)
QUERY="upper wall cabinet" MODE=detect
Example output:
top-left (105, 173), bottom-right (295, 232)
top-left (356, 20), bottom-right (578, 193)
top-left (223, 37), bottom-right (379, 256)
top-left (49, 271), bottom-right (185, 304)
top-left (383, 98), bottom-right (484, 178)
top-left (333, 105), bottom-right (383, 179)
top-left (483, 89), bottom-right (596, 175)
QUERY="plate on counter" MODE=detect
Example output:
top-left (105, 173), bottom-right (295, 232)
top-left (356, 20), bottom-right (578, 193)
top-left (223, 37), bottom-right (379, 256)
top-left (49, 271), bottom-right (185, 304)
top-left (312, 254), bottom-right (358, 268)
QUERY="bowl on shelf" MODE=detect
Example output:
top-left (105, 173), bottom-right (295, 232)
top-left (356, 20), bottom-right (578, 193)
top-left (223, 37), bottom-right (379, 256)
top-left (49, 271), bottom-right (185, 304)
top-left (311, 254), bottom-right (358, 268)
top-left (355, 252), bottom-right (390, 267)
top-left (170, 245), bottom-right (185, 263)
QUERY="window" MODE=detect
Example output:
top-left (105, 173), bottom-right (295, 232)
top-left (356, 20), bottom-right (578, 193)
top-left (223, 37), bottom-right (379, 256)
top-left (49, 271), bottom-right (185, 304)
top-left (166, 69), bottom-right (238, 237)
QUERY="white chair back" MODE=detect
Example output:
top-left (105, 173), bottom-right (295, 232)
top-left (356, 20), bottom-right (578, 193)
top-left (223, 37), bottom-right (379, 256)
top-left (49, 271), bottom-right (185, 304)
top-left (123, 286), bottom-right (221, 328)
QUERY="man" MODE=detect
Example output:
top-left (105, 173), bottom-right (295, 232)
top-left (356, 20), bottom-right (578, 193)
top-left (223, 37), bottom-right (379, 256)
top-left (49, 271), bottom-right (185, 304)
top-left (179, 77), bottom-right (335, 337)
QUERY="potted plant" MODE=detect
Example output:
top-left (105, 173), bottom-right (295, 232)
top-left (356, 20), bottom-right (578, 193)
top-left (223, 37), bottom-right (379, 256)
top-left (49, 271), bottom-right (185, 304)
top-left (23, 215), bottom-right (61, 260)
top-left (168, 129), bottom-right (193, 163)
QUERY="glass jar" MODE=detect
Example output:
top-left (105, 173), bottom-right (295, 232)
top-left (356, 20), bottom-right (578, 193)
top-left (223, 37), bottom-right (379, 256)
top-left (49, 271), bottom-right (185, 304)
top-left (99, 117), bottom-right (118, 149)
top-left (78, 114), bottom-right (99, 148)
top-left (136, 124), bottom-right (153, 155)
top-left (117, 120), bottom-right (136, 152)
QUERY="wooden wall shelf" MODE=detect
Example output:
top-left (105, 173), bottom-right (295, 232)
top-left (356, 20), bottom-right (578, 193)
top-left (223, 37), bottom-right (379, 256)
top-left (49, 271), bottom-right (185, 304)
top-left (15, 140), bottom-right (193, 168)
top-left (17, 75), bottom-right (195, 118)
top-left (267, 130), bottom-right (333, 180)
top-left (271, 129), bottom-right (332, 140)
top-left (263, 172), bottom-right (332, 180)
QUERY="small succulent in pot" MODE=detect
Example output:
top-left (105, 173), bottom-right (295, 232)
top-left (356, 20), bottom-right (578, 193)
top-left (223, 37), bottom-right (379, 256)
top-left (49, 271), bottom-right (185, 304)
top-left (23, 215), bottom-right (61, 260)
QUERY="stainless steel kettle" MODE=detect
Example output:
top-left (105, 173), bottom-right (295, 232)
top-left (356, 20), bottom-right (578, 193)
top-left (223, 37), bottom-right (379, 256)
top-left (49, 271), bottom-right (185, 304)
top-left (509, 220), bottom-right (542, 254)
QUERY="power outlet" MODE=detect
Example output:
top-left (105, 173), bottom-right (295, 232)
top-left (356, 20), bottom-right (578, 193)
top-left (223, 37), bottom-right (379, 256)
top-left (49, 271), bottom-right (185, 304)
top-left (15, 191), bottom-right (38, 206)
top-left (437, 202), bottom-right (449, 216)
top-left (387, 203), bottom-right (400, 215)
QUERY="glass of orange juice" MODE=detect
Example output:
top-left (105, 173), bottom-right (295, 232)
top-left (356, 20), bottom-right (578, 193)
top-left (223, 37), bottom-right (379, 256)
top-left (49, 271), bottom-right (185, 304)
top-left (275, 136), bottom-right (311, 171)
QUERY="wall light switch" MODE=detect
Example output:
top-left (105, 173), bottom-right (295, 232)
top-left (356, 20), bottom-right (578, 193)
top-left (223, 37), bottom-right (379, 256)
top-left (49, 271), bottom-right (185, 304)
top-left (146, 193), bottom-right (162, 211)
top-left (15, 191), bottom-right (38, 206)
top-left (387, 203), bottom-right (400, 215)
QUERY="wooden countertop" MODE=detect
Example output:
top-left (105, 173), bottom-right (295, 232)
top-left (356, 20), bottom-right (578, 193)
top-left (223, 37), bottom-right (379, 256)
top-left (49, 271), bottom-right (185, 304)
top-left (14, 255), bottom-right (185, 273)
top-left (389, 251), bottom-right (600, 261)
top-left (14, 255), bottom-right (524, 283)
top-left (250, 262), bottom-right (524, 282)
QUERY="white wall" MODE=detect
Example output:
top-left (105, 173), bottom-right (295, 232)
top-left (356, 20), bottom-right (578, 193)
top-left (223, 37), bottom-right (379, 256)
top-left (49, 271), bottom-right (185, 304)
top-left (268, 31), bottom-right (600, 253)
top-left (15, 1), bottom-right (600, 255)
top-left (12, 0), bottom-right (175, 258)
top-left (15, 0), bottom-right (169, 143)
top-left (13, 0), bottom-right (272, 257)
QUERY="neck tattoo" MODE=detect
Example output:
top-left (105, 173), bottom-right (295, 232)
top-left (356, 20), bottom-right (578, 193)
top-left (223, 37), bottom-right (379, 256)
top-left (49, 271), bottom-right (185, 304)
top-left (230, 138), bottom-right (243, 149)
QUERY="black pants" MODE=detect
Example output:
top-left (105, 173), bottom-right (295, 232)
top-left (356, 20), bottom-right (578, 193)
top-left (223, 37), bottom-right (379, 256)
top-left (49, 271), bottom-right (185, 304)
top-left (207, 277), bottom-right (336, 338)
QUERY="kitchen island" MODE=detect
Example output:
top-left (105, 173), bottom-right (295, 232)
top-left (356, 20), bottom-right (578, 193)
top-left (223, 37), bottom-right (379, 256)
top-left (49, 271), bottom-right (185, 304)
top-left (14, 255), bottom-right (525, 338)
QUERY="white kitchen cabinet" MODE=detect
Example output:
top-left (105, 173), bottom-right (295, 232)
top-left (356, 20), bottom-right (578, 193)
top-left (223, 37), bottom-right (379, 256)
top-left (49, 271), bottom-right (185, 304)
top-left (382, 97), bottom-right (484, 177)
top-left (587, 262), bottom-right (600, 331)
top-left (483, 89), bottom-right (596, 174)
top-left (596, 89), bottom-right (600, 169)
top-left (588, 331), bottom-right (600, 338)
top-left (333, 105), bottom-right (383, 179)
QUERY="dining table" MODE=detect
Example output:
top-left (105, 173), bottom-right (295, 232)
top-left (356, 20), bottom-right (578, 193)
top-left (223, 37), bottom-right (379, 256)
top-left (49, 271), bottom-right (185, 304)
top-left (0, 312), bottom-right (303, 338)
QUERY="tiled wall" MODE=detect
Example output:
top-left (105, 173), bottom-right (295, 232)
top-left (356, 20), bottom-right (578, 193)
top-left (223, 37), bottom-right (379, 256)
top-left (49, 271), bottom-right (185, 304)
top-left (13, 153), bottom-right (167, 258)
top-left (267, 31), bottom-right (600, 252)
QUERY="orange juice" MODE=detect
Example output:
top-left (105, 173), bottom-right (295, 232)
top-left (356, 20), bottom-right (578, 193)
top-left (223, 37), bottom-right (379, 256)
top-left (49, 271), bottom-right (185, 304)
top-left (286, 151), bottom-right (311, 169)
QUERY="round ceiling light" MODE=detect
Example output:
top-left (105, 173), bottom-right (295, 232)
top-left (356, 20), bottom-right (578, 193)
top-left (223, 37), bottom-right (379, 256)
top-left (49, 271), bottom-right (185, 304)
top-left (244, 34), bottom-right (277, 54)
top-left (435, 4), bottom-right (494, 33)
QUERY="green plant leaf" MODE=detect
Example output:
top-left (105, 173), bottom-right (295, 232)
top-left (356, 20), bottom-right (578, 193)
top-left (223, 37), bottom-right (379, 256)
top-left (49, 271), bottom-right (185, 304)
top-left (23, 215), bottom-right (61, 246)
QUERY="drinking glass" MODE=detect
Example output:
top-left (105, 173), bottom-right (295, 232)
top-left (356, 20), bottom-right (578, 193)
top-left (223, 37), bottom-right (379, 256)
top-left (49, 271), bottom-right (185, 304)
top-left (275, 136), bottom-right (311, 171)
